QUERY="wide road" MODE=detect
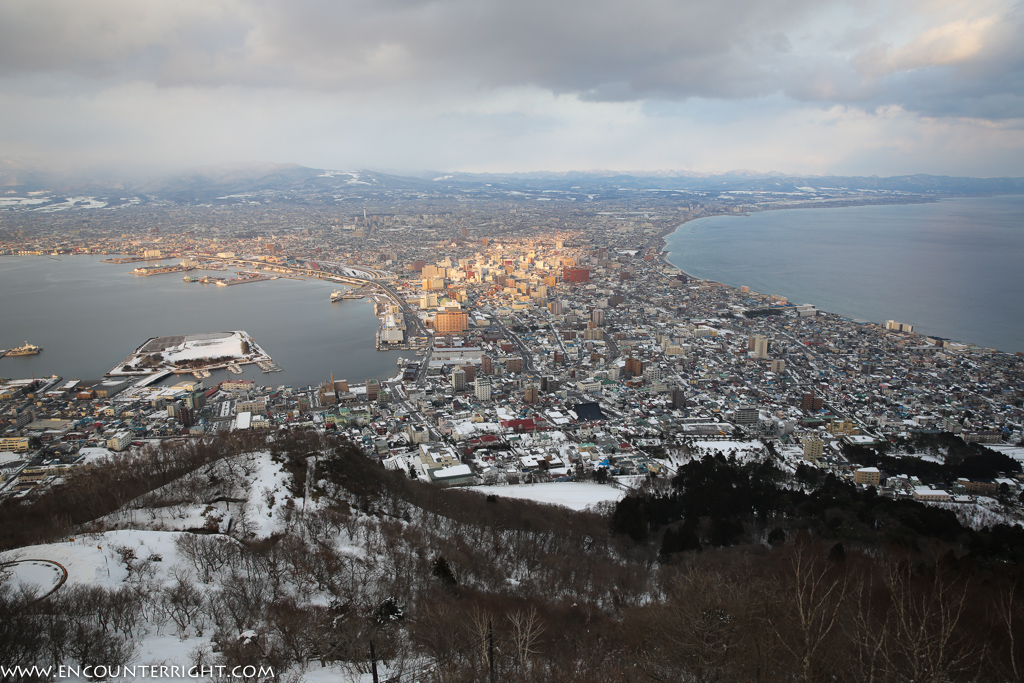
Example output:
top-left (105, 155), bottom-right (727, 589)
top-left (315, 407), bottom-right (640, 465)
top-left (496, 317), bottom-right (537, 374)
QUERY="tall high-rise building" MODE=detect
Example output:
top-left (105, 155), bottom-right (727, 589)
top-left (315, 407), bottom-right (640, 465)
top-left (173, 403), bottom-right (193, 428)
top-left (671, 387), bottom-right (686, 409)
top-left (886, 320), bottom-right (914, 333)
top-left (734, 405), bottom-right (758, 427)
top-left (643, 365), bottom-right (661, 383)
top-left (481, 355), bottom-right (493, 375)
top-left (562, 267), bottom-right (590, 283)
top-left (524, 384), bottom-right (539, 404)
top-left (451, 368), bottom-right (466, 391)
top-left (365, 379), bottom-right (380, 401)
top-left (435, 311), bottom-right (469, 334)
top-left (749, 335), bottom-right (769, 359)
top-left (506, 357), bottom-right (523, 374)
top-left (422, 277), bottom-right (445, 290)
top-left (625, 357), bottom-right (643, 378)
top-left (184, 390), bottom-right (206, 410)
top-left (475, 377), bottom-right (492, 401)
top-left (803, 436), bottom-right (824, 460)
top-left (801, 393), bottom-right (823, 411)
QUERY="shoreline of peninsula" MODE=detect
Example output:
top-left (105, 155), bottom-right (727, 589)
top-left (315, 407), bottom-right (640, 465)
top-left (651, 195), bottom-right (1024, 356)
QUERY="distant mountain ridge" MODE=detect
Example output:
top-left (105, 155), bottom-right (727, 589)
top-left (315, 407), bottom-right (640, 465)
top-left (2, 159), bottom-right (1023, 202)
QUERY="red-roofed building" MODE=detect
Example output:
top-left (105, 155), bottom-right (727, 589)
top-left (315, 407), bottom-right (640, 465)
top-left (500, 419), bottom-right (539, 433)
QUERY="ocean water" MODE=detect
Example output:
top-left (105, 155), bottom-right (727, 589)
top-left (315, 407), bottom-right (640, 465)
top-left (0, 256), bottom-right (403, 387)
top-left (664, 195), bottom-right (1024, 353)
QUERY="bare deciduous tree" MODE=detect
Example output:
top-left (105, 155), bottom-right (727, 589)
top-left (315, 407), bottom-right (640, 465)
top-left (768, 541), bottom-right (849, 683)
top-left (508, 606), bottom-right (545, 674)
top-left (883, 564), bottom-right (979, 683)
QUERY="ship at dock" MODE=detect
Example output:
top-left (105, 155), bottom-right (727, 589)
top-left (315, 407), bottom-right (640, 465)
top-left (330, 289), bottom-right (345, 302)
top-left (7, 341), bottom-right (42, 356)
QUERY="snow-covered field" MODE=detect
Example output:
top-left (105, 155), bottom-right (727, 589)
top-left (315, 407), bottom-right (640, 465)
top-left (0, 529), bottom-right (186, 589)
top-left (0, 559), bottom-right (65, 595)
top-left (991, 444), bottom-right (1024, 462)
top-left (466, 482), bottom-right (624, 510)
top-left (163, 332), bottom-right (244, 363)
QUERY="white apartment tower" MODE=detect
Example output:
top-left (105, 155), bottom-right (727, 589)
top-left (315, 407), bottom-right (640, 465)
top-left (475, 377), bottom-right (492, 401)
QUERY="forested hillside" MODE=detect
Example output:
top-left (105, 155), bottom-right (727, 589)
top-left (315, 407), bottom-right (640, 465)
top-left (2, 431), bottom-right (1023, 682)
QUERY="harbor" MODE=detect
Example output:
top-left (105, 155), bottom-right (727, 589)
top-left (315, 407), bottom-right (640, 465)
top-left (0, 255), bottom-right (404, 388)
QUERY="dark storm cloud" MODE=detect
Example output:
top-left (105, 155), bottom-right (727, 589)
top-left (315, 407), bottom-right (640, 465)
top-left (0, 0), bottom-right (817, 96)
top-left (0, 0), bottom-right (1021, 120)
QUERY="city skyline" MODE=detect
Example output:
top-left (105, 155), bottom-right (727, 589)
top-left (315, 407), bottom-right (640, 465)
top-left (1, 0), bottom-right (1023, 177)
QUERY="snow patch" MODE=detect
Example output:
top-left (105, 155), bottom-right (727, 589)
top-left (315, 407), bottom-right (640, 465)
top-left (468, 482), bottom-right (624, 511)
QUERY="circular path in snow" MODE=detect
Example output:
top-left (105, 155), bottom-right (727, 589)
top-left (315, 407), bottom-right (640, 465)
top-left (1, 559), bottom-right (68, 601)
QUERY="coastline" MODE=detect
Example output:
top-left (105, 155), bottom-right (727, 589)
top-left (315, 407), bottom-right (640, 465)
top-left (650, 194), bottom-right (949, 275)
top-left (651, 195), bottom-right (1024, 355)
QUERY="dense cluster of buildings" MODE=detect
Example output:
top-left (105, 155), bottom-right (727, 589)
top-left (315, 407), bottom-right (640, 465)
top-left (2, 195), bottom-right (1023, 513)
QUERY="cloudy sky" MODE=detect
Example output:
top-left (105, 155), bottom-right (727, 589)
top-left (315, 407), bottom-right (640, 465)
top-left (1, 0), bottom-right (1023, 176)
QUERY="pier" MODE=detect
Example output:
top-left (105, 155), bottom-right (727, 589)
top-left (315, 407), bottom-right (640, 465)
top-left (339, 286), bottom-right (374, 299)
top-left (217, 274), bottom-right (274, 286)
top-left (102, 256), bottom-right (174, 264)
top-left (183, 273), bottom-right (274, 286)
top-left (132, 265), bottom-right (191, 276)
top-left (257, 360), bottom-right (283, 373)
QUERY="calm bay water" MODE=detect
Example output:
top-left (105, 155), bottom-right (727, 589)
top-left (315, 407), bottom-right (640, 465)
top-left (0, 256), bottom-right (403, 387)
top-left (665, 195), bottom-right (1024, 354)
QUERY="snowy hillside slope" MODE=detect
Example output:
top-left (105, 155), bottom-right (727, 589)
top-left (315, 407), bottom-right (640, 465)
top-left (0, 437), bottom-right (638, 682)
top-left (5, 433), bottom-right (1024, 682)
